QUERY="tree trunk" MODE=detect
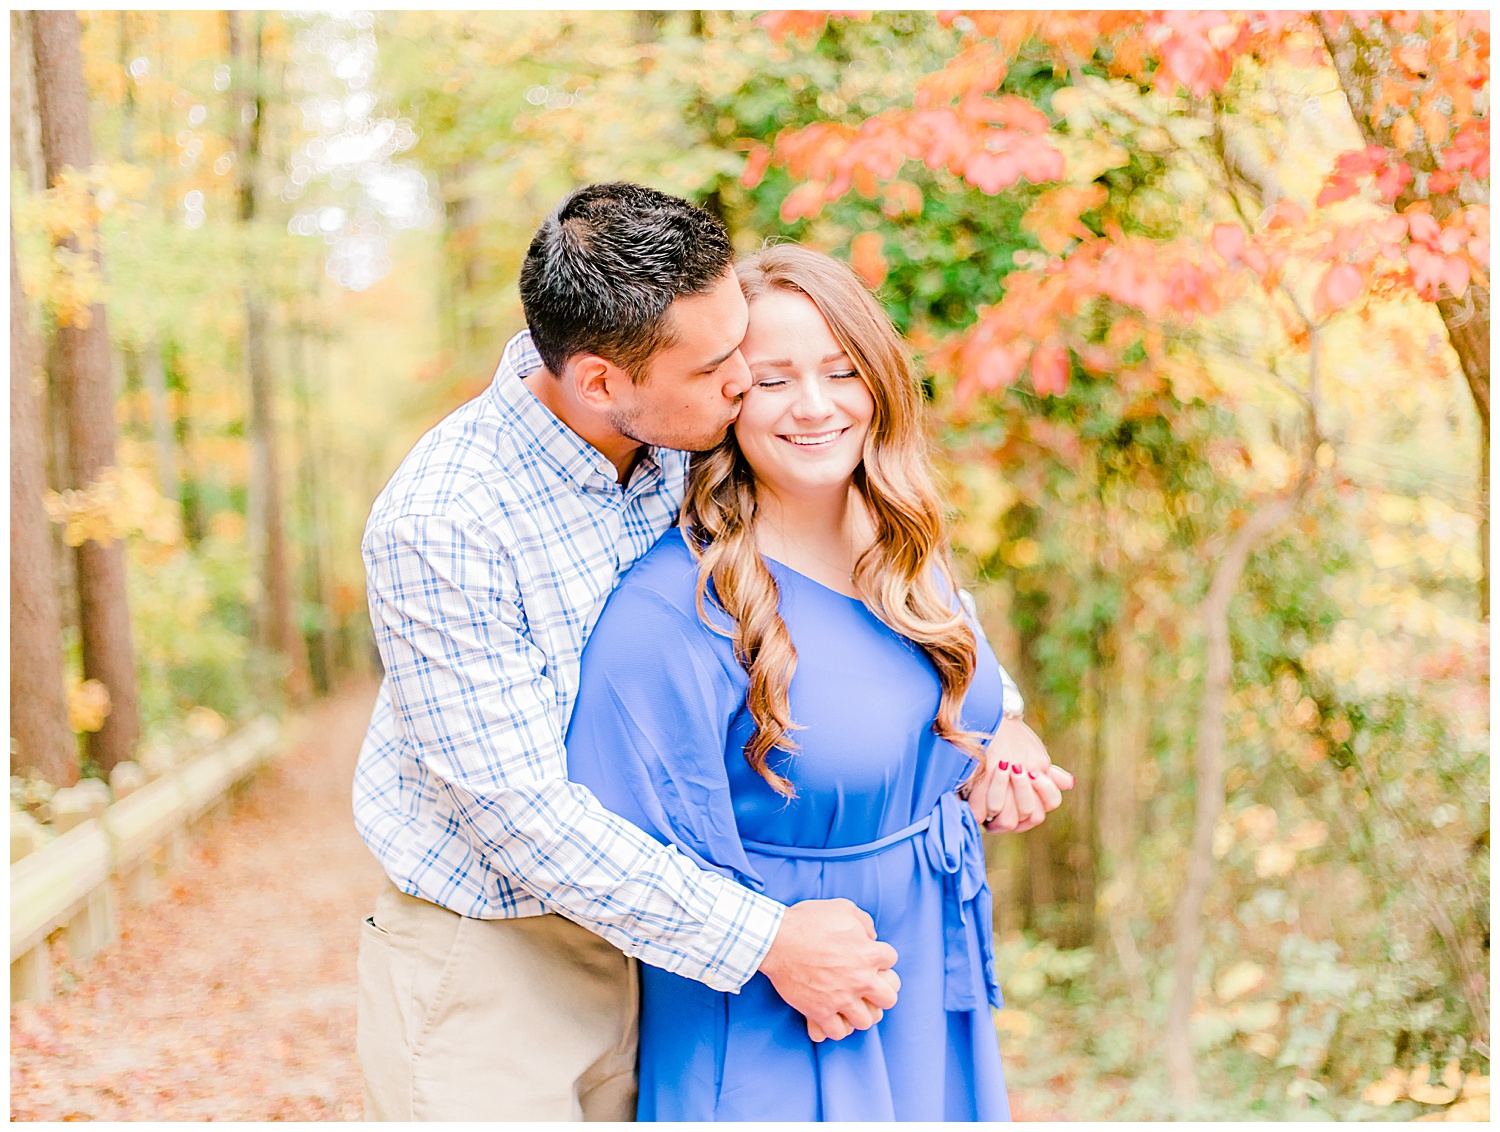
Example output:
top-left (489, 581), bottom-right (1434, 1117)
top-left (228, 10), bottom-right (310, 703)
top-left (1164, 485), bottom-right (1309, 1107)
top-left (34, 9), bottom-right (141, 773)
top-left (141, 345), bottom-right (179, 503)
top-left (289, 324), bottom-right (336, 694)
top-left (1097, 620), bottom-right (1149, 1001)
top-left (11, 238), bottom-right (78, 786)
top-left (10, 12), bottom-right (46, 195)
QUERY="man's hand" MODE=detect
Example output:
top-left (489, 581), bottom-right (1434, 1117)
top-left (758, 898), bottom-right (899, 1043)
top-left (968, 716), bottom-right (1074, 833)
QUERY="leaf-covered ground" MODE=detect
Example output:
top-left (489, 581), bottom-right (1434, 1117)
top-left (10, 686), bottom-right (385, 1121)
top-left (10, 682), bottom-right (1060, 1121)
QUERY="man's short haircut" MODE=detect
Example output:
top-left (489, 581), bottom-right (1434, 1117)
top-left (518, 182), bottom-right (735, 382)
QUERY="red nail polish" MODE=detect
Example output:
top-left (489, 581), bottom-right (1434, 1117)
top-left (1011, 764), bottom-right (1024, 774)
top-left (1028, 771), bottom-right (1037, 779)
top-left (997, 761), bottom-right (1009, 772)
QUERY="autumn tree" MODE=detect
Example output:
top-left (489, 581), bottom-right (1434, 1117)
top-left (1313, 13), bottom-right (1490, 615)
top-left (33, 9), bottom-right (141, 773)
top-left (748, 8), bottom-right (1487, 1108)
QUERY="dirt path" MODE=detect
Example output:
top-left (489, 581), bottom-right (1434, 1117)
top-left (10, 684), bottom-right (385, 1121)
top-left (11, 680), bottom-right (1058, 1121)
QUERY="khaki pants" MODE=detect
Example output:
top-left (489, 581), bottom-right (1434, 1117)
top-left (357, 882), bottom-right (638, 1121)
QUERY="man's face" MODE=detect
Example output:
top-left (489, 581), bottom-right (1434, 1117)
top-left (606, 272), bottom-right (753, 453)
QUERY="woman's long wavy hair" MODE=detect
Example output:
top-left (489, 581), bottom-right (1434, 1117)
top-left (681, 243), bottom-right (985, 798)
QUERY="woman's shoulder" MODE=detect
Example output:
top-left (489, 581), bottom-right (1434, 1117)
top-left (617, 527), bottom-right (697, 602)
top-left (600, 528), bottom-right (727, 632)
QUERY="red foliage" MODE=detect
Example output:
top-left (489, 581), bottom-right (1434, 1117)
top-left (753, 10), bottom-right (1489, 403)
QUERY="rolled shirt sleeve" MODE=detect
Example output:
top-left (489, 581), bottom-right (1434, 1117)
top-left (958, 586), bottom-right (1025, 717)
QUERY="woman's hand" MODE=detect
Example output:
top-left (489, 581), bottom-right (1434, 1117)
top-left (971, 717), bottom-right (1074, 833)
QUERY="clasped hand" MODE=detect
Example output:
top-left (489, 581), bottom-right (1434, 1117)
top-left (966, 715), bottom-right (1074, 833)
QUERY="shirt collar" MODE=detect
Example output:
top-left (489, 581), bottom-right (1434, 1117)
top-left (486, 329), bottom-right (646, 494)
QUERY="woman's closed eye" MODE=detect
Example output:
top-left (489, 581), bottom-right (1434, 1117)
top-left (753, 371), bottom-right (859, 389)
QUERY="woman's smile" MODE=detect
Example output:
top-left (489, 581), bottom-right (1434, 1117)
top-left (780, 426), bottom-right (849, 448)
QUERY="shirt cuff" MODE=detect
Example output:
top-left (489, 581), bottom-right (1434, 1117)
top-left (998, 661), bottom-right (1025, 718)
top-left (678, 874), bottom-right (786, 993)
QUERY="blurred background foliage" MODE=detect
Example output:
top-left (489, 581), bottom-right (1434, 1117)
top-left (10, 9), bottom-right (1487, 1121)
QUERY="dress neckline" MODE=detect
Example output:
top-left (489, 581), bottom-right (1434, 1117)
top-left (761, 554), bottom-right (864, 603)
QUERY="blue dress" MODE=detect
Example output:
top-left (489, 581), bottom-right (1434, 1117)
top-left (565, 530), bottom-right (1009, 1122)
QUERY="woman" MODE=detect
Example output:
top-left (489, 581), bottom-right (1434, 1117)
top-left (566, 244), bottom-right (1054, 1121)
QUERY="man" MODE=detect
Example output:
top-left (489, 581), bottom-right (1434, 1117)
top-left (353, 182), bottom-right (1056, 1121)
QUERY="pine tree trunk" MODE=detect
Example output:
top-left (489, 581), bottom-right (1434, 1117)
top-left (34, 9), bottom-right (141, 773)
top-left (228, 10), bottom-right (310, 703)
top-left (11, 238), bottom-right (78, 786)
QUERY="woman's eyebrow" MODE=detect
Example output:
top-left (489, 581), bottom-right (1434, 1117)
top-left (751, 352), bottom-right (850, 368)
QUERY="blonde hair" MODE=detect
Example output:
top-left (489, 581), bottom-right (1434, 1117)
top-left (681, 243), bottom-right (985, 797)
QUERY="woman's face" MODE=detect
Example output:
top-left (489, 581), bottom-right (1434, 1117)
top-left (734, 288), bottom-right (875, 502)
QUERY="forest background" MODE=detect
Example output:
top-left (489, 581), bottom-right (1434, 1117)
top-left (9, 9), bottom-right (1489, 1121)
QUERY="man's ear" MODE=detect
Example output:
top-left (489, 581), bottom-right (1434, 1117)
top-left (569, 353), bottom-right (628, 413)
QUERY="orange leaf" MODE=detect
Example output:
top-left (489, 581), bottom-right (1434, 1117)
top-left (1021, 184), bottom-right (1106, 254)
top-left (1418, 103), bottom-right (1449, 146)
top-left (1392, 114), bottom-right (1417, 151)
top-left (850, 231), bottom-right (889, 289)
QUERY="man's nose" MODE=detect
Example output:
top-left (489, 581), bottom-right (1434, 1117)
top-left (722, 350), bottom-right (753, 400)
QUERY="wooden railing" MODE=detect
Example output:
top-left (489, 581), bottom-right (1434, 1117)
top-left (10, 716), bottom-right (281, 1003)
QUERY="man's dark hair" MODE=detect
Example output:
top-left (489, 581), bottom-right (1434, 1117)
top-left (518, 182), bottom-right (734, 382)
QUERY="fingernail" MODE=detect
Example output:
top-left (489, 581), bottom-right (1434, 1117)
top-left (1028, 771), bottom-right (1037, 779)
top-left (1011, 764), bottom-right (1024, 774)
top-left (997, 761), bottom-right (1009, 771)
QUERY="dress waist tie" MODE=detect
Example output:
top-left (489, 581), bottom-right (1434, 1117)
top-left (740, 791), bottom-right (1002, 1012)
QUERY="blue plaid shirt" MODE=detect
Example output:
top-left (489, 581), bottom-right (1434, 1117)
top-left (353, 330), bottom-right (784, 991)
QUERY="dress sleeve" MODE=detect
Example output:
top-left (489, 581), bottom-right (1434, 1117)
top-left (566, 584), bottom-right (769, 894)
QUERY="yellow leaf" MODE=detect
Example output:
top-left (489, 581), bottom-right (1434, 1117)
top-left (67, 678), bottom-right (112, 734)
top-left (1235, 804), bottom-right (1278, 842)
top-left (1002, 538), bottom-right (1040, 568)
top-left (1446, 1096), bottom-right (1489, 1121)
top-left (1284, 820), bottom-right (1329, 852)
top-left (1362, 1067), bottom-right (1408, 1106)
top-left (1215, 961), bottom-right (1267, 1003)
top-left (993, 1008), bottom-right (1034, 1037)
top-left (1462, 1073), bottom-right (1489, 1098)
top-left (1254, 843), bottom-right (1298, 878)
top-left (1409, 1064), bottom-right (1458, 1105)
top-left (1244, 1032), bottom-right (1279, 1058)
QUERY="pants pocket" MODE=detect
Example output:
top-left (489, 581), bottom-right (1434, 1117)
top-left (412, 912), bottom-right (474, 1058)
